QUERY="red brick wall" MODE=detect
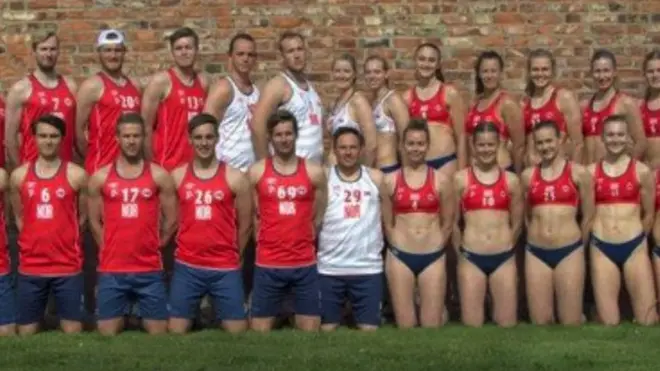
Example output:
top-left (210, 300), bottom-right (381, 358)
top-left (1, 0), bottom-right (659, 102)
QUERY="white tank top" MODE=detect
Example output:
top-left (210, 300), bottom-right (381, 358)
top-left (279, 73), bottom-right (324, 163)
top-left (216, 77), bottom-right (260, 172)
top-left (328, 99), bottom-right (360, 134)
top-left (373, 90), bottom-right (396, 134)
top-left (318, 166), bottom-right (384, 275)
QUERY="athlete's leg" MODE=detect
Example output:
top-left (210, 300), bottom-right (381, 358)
top-left (16, 275), bottom-right (50, 335)
top-left (134, 272), bottom-right (168, 335)
top-left (348, 274), bottom-right (383, 331)
top-left (457, 257), bottom-right (488, 327)
top-left (417, 256), bottom-right (447, 328)
top-left (209, 269), bottom-right (248, 333)
top-left (319, 274), bottom-right (347, 331)
top-left (168, 263), bottom-right (207, 334)
top-left (0, 274), bottom-right (16, 336)
top-left (385, 250), bottom-right (417, 328)
top-left (524, 250), bottom-right (555, 325)
top-left (554, 247), bottom-right (586, 325)
top-left (590, 245), bottom-right (622, 326)
top-left (623, 244), bottom-right (658, 326)
top-left (292, 266), bottom-right (321, 332)
top-left (52, 274), bottom-right (84, 333)
top-left (249, 267), bottom-right (288, 332)
top-left (96, 274), bottom-right (131, 336)
top-left (653, 249), bottom-right (660, 317)
top-left (488, 257), bottom-right (518, 327)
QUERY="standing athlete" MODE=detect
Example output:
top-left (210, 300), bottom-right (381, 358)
top-left (87, 113), bottom-right (177, 335)
top-left (168, 114), bottom-right (252, 334)
top-left (251, 31), bottom-right (324, 164)
top-left (9, 114), bottom-right (87, 335)
top-left (141, 27), bottom-right (209, 170)
top-left (248, 110), bottom-right (327, 332)
top-left (4, 31), bottom-right (77, 165)
top-left (0, 166), bottom-right (12, 336)
top-left (203, 33), bottom-right (260, 172)
top-left (317, 127), bottom-right (387, 331)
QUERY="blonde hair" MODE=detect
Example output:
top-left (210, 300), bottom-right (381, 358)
top-left (30, 31), bottom-right (58, 51)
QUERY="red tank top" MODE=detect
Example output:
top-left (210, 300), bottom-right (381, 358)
top-left (461, 167), bottom-right (510, 212)
top-left (594, 158), bottom-right (640, 205)
top-left (393, 167), bottom-right (440, 214)
top-left (0, 96), bottom-right (5, 168)
top-left (18, 162), bottom-right (81, 276)
top-left (582, 93), bottom-right (620, 137)
top-left (465, 92), bottom-right (509, 139)
top-left (256, 158), bottom-right (316, 267)
top-left (176, 163), bottom-right (239, 270)
top-left (99, 162), bottom-right (161, 273)
top-left (641, 99), bottom-right (660, 138)
top-left (0, 189), bottom-right (7, 275)
top-left (152, 69), bottom-right (206, 171)
top-left (527, 162), bottom-right (579, 207)
top-left (408, 85), bottom-right (452, 126)
top-left (86, 73), bottom-right (142, 174)
top-left (523, 89), bottom-right (567, 135)
top-left (20, 75), bottom-right (76, 163)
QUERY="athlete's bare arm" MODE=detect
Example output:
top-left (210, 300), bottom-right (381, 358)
top-left (638, 162), bottom-right (655, 234)
top-left (227, 166), bottom-right (253, 253)
top-left (573, 163), bottom-right (594, 243)
top-left (170, 165), bottom-right (187, 188)
top-left (251, 76), bottom-right (292, 160)
top-left (380, 172), bottom-right (395, 240)
top-left (67, 163), bottom-right (89, 229)
top-left (152, 164), bottom-right (178, 247)
top-left (557, 89), bottom-right (584, 164)
top-left (202, 78), bottom-right (233, 122)
top-left (8, 165), bottom-right (28, 231)
top-left (74, 76), bottom-right (104, 157)
top-left (501, 97), bottom-right (525, 173)
top-left (621, 95), bottom-right (647, 159)
top-left (451, 170), bottom-right (467, 251)
top-left (507, 172), bottom-right (524, 242)
top-left (4, 79), bottom-right (31, 167)
top-left (307, 161), bottom-right (328, 232)
top-left (247, 160), bottom-right (266, 237)
top-left (63, 76), bottom-right (78, 95)
top-left (519, 168), bottom-right (533, 228)
top-left (199, 72), bottom-right (212, 95)
top-left (446, 85), bottom-right (467, 169)
top-left (386, 91), bottom-right (410, 141)
top-left (0, 169), bottom-right (8, 192)
top-left (436, 170), bottom-right (455, 246)
top-left (87, 166), bottom-right (110, 247)
top-left (352, 93), bottom-right (378, 166)
top-left (141, 72), bottom-right (171, 159)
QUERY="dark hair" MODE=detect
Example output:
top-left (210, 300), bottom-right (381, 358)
top-left (472, 121), bottom-right (500, 144)
top-left (414, 43), bottom-right (444, 82)
top-left (525, 49), bottom-right (556, 96)
top-left (168, 27), bottom-right (199, 49)
top-left (333, 126), bottom-right (364, 147)
top-left (267, 109), bottom-right (299, 137)
top-left (475, 50), bottom-right (504, 95)
top-left (228, 33), bottom-right (255, 54)
top-left (402, 118), bottom-right (430, 143)
top-left (643, 49), bottom-right (660, 101)
top-left (31, 114), bottom-right (66, 137)
top-left (602, 114), bottom-right (628, 133)
top-left (591, 48), bottom-right (617, 70)
top-left (364, 55), bottom-right (390, 88)
top-left (188, 113), bottom-right (219, 135)
top-left (333, 53), bottom-right (358, 85)
top-left (278, 31), bottom-right (304, 53)
top-left (115, 112), bottom-right (145, 135)
top-left (532, 120), bottom-right (560, 137)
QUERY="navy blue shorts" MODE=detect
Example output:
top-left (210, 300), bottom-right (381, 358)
top-left (250, 265), bottom-right (320, 318)
top-left (96, 271), bottom-right (168, 321)
top-left (0, 274), bottom-right (15, 326)
top-left (169, 262), bottom-right (247, 321)
top-left (17, 273), bottom-right (84, 325)
top-left (319, 273), bottom-right (383, 326)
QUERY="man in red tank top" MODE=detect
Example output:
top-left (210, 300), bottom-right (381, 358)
top-left (167, 114), bottom-right (252, 334)
top-left (87, 113), bottom-right (177, 336)
top-left (9, 114), bottom-right (87, 335)
top-left (141, 27), bottom-right (210, 171)
top-left (0, 165), bottom-right (12, 336)
top-left (248, 110), bottom-right (327, 332)
top-left (4, 31), bottom-right (77, 166)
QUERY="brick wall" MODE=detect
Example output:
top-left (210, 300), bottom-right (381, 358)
top-left (1, 0), bottom-right (659, 102)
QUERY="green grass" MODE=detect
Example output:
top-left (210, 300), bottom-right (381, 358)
top-left (0, 324), bottom-right (657, 371)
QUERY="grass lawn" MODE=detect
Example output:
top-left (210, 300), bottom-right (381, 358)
top-left (0, 324), bottom-right (657, 371)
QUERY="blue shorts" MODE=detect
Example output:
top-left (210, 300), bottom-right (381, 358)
top-left (319, 273), bottom-right (383, 326)
top-left (0, 274), bottom-right (15, 326)
top-left (17, 273), bottom-right (84, 325)
top-left (169, 262), bottom-right (247, 321)
top-left (250, 265), bottom-right (320, 318)
top-left (97, 271), bottom-right (168, 321)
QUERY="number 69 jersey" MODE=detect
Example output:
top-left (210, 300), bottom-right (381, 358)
top-left (460, 167), bottom-right (510, 213)
top-left (99, 163), bottom-right (161, 273)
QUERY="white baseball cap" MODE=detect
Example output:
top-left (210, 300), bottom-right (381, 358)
top-left (96, 29), bottom-right (125, 48)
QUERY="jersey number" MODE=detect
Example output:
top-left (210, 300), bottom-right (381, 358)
top-left (36, 188), bottom-right (53, 220)
top-left (343, 190), bottom-right (362, 219)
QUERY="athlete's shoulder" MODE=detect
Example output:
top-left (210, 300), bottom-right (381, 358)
top-left (634, 159), bottom-right (651, 176)
top-left (78, 74), bottom-right (104, 94)
top-left (89, 164), bottom-right (112, 187)
top-left (8, 77), bottom-right (31, 99)
top-left (149, 162), bottom-right (169, 178)
top-left (304, 159), bottom-right (326, 183)
top-left (146, 71), bottom-right (171, 90)
top-left (9, 163), bottom-right (30, 186)
top-left (504, 170), bottom-right (521, 189)
top-left (555, 87), bottom-right (577, 102)
top-left (365, 166), bottom-right (384, 186)
top-left (585, 162), bottom-right (598, 175)
top-left (170, 163), bottom-right (189, 186)
top-left (247, 159), bottom-right (267, 183)
top-left (66, 161), bottom-right (87, 178)
top-left (62, 75), bottom-right (78, 93)
top-left (453, 167), bottom-right (469, 182)
top-left (520, 166), bottom-right (535, 184)
top-left (569, 161), bottom-right (587, 175)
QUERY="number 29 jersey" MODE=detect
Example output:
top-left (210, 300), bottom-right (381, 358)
top-left (256, 157), bottom-right (316, 268)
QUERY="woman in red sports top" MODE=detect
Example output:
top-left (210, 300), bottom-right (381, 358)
top-left (382, 119), bottom-right (455, 329)
top-left (581, 49), bottom-right (646, 164)
top-left (522, 49), bottom-right (583, 166)
top-left (403, 43), bottom-right (466, 176)
top-left (452, 121), bottom-right (523, 327)
top-left (465, 51), bottom-right (525, 173)
top-left (521, 120), bottom-right (594, 325)
top-left (587, 114), bottom-right (656, 326)
top-left (641, 50), bottom-right (660, 169)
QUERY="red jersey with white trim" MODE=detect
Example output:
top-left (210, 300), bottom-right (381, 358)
top-left (465, 92), bottom-right (509, 139)
top-left (256, 157), bottom-right (316, 267)
top-left (527, 162), bottom-right (579, 207)
top-left (582, 93), bottom-right (620, 137)
top-left (408, 85), bottom-right (452, 126)
top-left (18, 162), bottom-right (81, 276)
top-left (85, 73), bottom-right (141, 174)
top-left (641, 99), bottom-right (660, 138)
top-left (392, 167), bottom-right (440, 214)
top-left (594, 159), bottom-right (640, 205)
top-left (175, 163), bottom-right (239, 270)
top-left (98, 162), bottom-right (161, 273)
top-left (523, 89), bottom-right (567, 135)
top-left (0, 188), bottom-right (7, 275)
top-left (152, 69), bottom-right (206, 171)
top-left (461, 167), bottom-right (510, 212)
top-left (0, 96), bottom-right (6, 168)
top-left (20, 75), bottom-right (76, 163)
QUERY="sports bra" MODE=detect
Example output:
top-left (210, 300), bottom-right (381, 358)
top-left (392, 167), bottom-right (440, 214)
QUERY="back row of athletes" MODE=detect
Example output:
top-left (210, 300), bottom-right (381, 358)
top-left (0, 27), bottom-right (659, 335)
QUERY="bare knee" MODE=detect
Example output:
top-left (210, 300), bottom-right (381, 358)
top-left (97, 319), bottom-right (123, 336)
top-left (143, 320), bottom-right (168, 335)
top-left (0, 324), bottom-right (16, 336)
top-left (250, 318), bottom-right (274, 333)
top-left (18, 324), bottom-right (39, 336)
top-left (60, 321), bottom-right (83, 334)
top-left (221, 320), bottom-right (248, 334)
